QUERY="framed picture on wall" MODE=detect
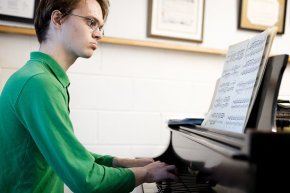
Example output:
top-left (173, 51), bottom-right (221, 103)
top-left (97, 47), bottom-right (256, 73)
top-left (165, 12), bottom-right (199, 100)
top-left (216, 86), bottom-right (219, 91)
top-left (238, 0), bottom-right (287, 34)
top-left (148, 0), bottom-right (205, 42)
top-left (0, 0), bottom-right (39, 24)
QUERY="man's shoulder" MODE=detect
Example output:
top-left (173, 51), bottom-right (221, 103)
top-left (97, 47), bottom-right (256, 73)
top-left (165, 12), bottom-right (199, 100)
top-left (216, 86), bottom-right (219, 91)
top-left (2, 61), bottom-right (59, 99)
top-left (18, 60), bottom-right (47, 78)
top-left (11, 60), bottom-right (56, 86)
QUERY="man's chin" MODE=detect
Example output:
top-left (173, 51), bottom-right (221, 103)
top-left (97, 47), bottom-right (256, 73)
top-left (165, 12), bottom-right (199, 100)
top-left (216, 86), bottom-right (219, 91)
top-left (81, 50), bottom-right (94, 59)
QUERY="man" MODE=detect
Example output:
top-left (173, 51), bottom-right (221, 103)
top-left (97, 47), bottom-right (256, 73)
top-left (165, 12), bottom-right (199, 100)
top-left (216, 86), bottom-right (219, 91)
top-left (0, 0), bottom-right (177, 192)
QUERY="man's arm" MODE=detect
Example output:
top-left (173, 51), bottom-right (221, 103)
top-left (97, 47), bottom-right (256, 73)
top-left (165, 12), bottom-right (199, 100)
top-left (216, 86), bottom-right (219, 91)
top-left (16, 75), bottom-right (135, 193)
top-left (113, 157), bottom-right (154, 168)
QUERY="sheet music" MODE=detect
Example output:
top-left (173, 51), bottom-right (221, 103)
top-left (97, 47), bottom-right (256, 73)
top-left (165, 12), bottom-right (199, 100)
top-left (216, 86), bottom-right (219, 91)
top-left (202, 30), bottom-right (273, 133)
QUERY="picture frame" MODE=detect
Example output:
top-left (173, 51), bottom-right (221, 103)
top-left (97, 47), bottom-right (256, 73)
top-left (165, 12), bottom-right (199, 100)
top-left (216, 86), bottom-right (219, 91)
top-left (148, 0), bottom-right (205, 42)
top-left (238, 0), bottom-right (287, 34)
top-left (0, 0), bottom-right (39, 24)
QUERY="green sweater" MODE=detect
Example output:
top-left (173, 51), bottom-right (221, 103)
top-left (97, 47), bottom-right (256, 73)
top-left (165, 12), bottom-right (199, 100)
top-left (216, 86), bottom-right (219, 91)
top-left (0, 52), bottom-right (135, 193)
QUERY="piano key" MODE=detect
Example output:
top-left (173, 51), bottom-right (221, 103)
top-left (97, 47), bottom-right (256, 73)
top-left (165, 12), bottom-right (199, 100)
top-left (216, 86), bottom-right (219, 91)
top-left (142, 166), bottom-right (212, 193)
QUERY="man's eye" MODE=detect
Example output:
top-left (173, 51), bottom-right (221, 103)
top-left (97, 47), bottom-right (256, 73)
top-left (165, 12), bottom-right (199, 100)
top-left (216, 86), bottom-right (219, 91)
top-left (89, 19), bottom-right (97, 27)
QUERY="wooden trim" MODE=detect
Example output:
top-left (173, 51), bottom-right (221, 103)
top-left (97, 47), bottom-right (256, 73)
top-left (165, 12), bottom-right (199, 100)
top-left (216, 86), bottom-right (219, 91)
top-left (0, 25), bottom-right (289, 63)
top-left (102, 37), bottom-right (226, 55)
top-left (0, 25), bottom-right (36, 36)
top-left (0, 25), bottom-right (226, 56)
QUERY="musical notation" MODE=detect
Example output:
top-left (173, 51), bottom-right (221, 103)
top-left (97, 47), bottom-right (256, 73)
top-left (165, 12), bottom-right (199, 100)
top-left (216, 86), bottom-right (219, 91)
top-left (236, 79), bottom-right (256, 93)
top-left (207, 119), bottom-right (223, 125)
top-left (218, 81), bottom-right (236, 93)
top-left (214, 96), bottom-right (230, 108)
top-left (225, 49), bottom-right (245, 63)
top-left (243, 58), bottom-right (261, 68)
top-left (241, 66), bottom-right (260, 75)
top-left (211, 112), bottom-right (225, 119)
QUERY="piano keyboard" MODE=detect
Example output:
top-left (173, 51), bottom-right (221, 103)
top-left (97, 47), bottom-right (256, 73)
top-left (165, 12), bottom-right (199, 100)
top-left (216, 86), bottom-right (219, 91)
top-left (142, 167), bottom-right (212, 193)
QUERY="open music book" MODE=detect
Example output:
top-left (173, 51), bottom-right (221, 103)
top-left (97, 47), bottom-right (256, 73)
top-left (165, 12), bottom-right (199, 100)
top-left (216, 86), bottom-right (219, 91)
top-left (202, 28), bottom-right (277, 133)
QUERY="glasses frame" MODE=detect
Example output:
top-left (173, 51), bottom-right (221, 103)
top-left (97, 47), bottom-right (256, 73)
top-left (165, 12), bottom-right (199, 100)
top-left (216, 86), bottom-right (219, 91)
top-left (65, 12), bottom-right (104, 35)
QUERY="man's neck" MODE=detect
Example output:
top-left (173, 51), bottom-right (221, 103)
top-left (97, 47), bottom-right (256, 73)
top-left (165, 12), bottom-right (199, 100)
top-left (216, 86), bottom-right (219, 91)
top-left (39, 42), bottom-right (77, 71)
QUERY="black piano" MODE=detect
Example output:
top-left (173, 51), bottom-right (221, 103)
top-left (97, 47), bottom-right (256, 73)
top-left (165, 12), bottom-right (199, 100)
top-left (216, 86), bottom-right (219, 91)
top-left (142, 55), bottom-right (290, 193)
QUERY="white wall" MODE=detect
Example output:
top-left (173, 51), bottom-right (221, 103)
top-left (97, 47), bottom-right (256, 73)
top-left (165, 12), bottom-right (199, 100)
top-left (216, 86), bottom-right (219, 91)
top-left (105, 0), bottom-right (290, 53)
top-left (1, 0), bottom-right (290, 156)
top-left (1, 1), bottom-right (290, 192)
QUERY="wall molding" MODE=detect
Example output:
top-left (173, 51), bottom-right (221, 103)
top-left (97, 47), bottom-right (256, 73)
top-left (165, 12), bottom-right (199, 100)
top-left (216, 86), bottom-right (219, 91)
top-left (0, 25), bottom-right (226, 56)
top-left (0, 25), bottom-right (288, 63)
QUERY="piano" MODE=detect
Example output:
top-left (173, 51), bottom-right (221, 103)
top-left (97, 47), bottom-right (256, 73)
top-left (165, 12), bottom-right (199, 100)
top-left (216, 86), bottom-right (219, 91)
top-left (142, 55), bottom-right (290, 193)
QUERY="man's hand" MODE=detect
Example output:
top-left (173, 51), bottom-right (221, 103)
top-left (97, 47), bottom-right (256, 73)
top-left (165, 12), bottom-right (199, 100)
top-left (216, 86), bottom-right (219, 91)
top-left (143, 161), bottom-right (177, 182)
top-left (130, 161), bottom-right (178, 186)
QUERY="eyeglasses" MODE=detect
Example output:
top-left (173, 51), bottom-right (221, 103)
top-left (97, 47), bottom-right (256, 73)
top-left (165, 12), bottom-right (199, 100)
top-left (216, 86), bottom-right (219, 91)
top-left (66, 13), bottom-right (104, 35)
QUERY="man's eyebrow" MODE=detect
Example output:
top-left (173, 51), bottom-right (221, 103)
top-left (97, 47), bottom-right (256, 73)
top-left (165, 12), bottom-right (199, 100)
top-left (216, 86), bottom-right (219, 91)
top-left (88, 16), bottom-right (104, 26)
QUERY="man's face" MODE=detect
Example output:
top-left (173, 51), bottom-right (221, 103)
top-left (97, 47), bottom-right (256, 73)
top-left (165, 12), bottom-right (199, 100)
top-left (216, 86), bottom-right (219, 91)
top-left (61, 0), bottom-right (104, 59)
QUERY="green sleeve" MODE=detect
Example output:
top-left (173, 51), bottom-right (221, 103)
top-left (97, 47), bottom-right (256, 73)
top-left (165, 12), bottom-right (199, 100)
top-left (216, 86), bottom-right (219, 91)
top-left (16, 74), bottom-right (135, 193)
top-left (90, 153), bottom-right (114, 167)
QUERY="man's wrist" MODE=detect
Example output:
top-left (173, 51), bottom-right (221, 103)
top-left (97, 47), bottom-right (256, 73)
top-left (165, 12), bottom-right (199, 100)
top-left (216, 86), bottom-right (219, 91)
top-left (130, 167), bottom-right (148, 186)
top-left (112, 157), bottom-right (119, 167)
top-left (113, 157), bottom-right (129, 168)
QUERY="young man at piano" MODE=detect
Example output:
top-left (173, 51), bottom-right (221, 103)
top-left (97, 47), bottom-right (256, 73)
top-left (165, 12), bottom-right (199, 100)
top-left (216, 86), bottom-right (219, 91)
top-left (0, 0), bottom-right (177, 192)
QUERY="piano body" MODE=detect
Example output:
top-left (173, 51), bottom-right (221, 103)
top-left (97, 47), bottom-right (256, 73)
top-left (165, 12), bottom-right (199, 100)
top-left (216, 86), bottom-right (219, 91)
top-left (142, 55), bottom-right (290, 193)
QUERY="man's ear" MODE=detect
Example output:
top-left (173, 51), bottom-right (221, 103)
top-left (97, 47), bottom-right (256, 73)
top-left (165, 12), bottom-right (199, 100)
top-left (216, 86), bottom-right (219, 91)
top-left (51, 10), bottom-right (64, 28)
